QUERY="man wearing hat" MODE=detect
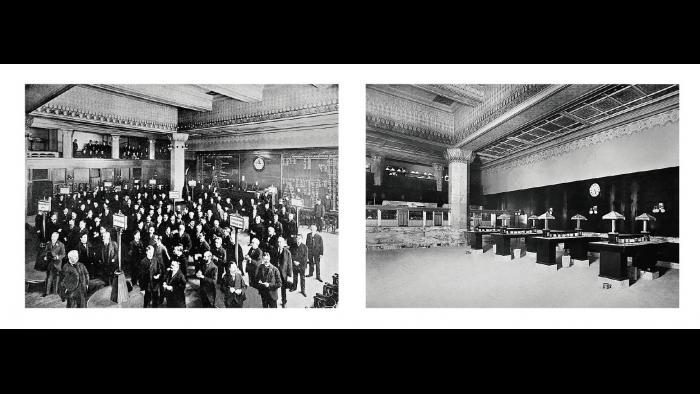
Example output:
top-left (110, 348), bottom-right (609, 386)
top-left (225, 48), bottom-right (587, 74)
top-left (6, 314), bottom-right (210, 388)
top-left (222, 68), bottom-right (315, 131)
top-left (163, 259), bottom-right (187, 308)
top-left (60, 250), bottom-right (90, 308)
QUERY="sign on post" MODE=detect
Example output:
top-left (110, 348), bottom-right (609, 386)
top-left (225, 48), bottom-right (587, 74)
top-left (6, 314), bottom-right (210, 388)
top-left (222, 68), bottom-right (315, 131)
top-left (148, 179), bottom-right (156, 185)
top-left (112, 213), bottom-right (128, 230)
top-left (230, 214), bottom-right (245, 229)
top-left (59, 187), bottom-right (70, 195)
top-left (169, 191), bottom-right (181, 200)
top-left (291, 198), bottom-right (304, 208)
top-left (188, 180), bottom-right (197, 187)
top-left (104, 181), bottom-right (113, 188)
top-left (38, 200), bottom-right (51, 212)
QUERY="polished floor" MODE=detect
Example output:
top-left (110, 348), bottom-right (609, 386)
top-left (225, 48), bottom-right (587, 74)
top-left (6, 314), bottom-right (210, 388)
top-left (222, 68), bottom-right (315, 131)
top-left (25, 227), bottom-right (339, 308)
top-left (366, 245), bottom-right (679, 308)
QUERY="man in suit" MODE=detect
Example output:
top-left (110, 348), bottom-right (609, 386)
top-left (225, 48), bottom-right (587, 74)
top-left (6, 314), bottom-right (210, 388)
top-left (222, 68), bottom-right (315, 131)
top-left (271, 214), bottom-right (284, 239)
top-left (223, 231), bottom-right (244, 277)
top-left (175, 224), bottom-right (192, 257)
top-left (127, 230), bottom-right (145, 287)
top-left (196, 251), bottom-right (218, 308)
top-left (255, 252), bottom-right (281, 308)
top-left (97, 232), bottom-right (118, 285)
top-left (245, 238), bottom-right (263, 283)
top-left (221, 262), bottom-right (246, 308)
top-left (314, 199), bottom-right (325, 231)
top-left (305, 225), bottom-right (324, 282)
top-left (291, 236), bottom-right (308, 297)
top-left (60, 250), bottom-right (90, 308)
top-left (163, 260), bottom-right (186, 308)
top-left (284, 212), bottom-right (298, 250)
top-left (211, 237), bottom-right (227, 282)
top-left (275, 237), bottom-right (294, 308)
top-left (43, 232), bottom-right (66, 296)
top-left (77, 233), bottom-right (94, 276)
top-left (140, 245), bottom-right (164, 308)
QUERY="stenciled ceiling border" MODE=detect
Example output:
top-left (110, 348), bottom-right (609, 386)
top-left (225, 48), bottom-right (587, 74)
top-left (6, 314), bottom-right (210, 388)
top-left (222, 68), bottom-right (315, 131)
top-left (178, 85), bottom-right (338, 132)
top-left (482, 108), bottom-right (679, 178)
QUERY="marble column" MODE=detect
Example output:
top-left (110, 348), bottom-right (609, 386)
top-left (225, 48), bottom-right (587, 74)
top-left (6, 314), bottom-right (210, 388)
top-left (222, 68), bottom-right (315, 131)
top-left (148, 138), bottom-right (156, 160)
top-left (445, 148), bottom-right (474, 230)
top-left (169, 133), bottom-right (189, 194)
top-left (111, 135), bottom-right (120, 159)
top-left (60, 129), bottom-right (74, 159)
top-left (432, 163), bottom-right (444, 192)
top-left (369, 154), bottom-right (385, 186)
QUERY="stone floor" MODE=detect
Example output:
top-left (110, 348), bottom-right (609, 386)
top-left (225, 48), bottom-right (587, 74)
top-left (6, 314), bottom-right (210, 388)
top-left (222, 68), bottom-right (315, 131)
top-left (25, 226), bottom-right (339, 308)
top-left (366, 244), bottom-right (679, 308)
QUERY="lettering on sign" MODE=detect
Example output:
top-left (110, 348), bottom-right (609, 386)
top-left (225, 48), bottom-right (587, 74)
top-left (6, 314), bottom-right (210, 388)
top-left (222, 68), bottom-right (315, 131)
top-left (59, 187), bottom-right (70, 195)
top-left (113, 214), bottom-right (127, 229)
top-left (230, 214), bottom-right (244, 229)
top-left (188, 180), bottom-right (197, 187)
top-left (38, 200), bottom-right (51, 212)
top-left (169, 191), bottom-right (181, 200)
top-left (149, 179), bottom-right (156, 185)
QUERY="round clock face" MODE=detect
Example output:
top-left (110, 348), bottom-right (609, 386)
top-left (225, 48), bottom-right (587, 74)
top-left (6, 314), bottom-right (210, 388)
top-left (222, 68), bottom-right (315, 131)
top-left (589, 183), bottom-right (600, 197)
top-left (253, 157), bottom-right (265, 171)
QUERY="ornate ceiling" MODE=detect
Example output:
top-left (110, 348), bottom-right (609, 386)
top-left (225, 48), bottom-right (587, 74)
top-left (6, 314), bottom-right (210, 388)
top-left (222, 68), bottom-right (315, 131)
top-left (26, 84), bottom-right (338, 140)
top-left (366, 84), bottom-right (680, 166)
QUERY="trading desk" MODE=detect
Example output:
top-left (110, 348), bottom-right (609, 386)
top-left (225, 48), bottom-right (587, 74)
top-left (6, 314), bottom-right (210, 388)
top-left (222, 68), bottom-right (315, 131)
top-left (589, 240), bottom-right (666, 281)
top-left (491, 228), bottom-right (538, 258)
top-left (466, 227), bottom-right (499, 251)
top-left (533, 234), bottom-right (602, 266)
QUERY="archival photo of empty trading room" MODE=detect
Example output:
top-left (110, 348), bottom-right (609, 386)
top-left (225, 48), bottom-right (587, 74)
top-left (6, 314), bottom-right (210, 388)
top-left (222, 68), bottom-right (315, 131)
top-left (25, 84), bottom-right (339, 308)
top-left (366, 84), bottom-right (679, 308)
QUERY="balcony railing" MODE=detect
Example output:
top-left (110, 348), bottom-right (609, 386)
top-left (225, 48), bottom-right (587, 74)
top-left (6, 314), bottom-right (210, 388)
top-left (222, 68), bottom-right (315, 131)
top-left (366, 205), bottom-right (450, 227)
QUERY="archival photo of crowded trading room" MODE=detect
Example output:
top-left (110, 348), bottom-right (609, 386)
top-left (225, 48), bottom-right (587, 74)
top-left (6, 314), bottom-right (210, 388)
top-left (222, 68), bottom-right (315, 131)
top-left (366, 84), bottom-right (679, 308)
top-left (25, 84), bottom-right (339, 308)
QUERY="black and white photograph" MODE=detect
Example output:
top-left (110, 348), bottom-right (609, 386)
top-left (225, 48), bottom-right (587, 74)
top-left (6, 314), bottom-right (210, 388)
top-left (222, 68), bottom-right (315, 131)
top-left (366, 84), bottom-right (679, 308)
top-left (25, 84), bottom-right (339, 308)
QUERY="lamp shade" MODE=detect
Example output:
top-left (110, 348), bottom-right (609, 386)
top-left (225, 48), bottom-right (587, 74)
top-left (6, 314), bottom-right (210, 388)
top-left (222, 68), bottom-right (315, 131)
top-left (570, 214), bottom-right (588, 221)
top-left (497, 214), bottom-right (511, 220)
top-left (635, 213), bottom-right (656, 221)
top-left (602, 211), bottom-right (625, 220)
top-left (538, 212), bottom-right (555, 220)
top-left (527, 215), bottom-right (539, 220)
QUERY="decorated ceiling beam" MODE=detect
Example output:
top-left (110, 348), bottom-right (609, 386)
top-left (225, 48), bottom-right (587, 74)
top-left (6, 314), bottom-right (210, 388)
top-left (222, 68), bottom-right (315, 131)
top-left (25, 84), bottom-right (74, 113)
top-left (195, 84), bottom-right (264, 103)
top-left (92, 84), bottom-right (214, 111)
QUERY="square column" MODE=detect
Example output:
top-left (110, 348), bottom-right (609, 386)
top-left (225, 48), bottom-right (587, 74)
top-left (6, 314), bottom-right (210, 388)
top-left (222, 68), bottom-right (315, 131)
top-left (170, 133), bottom-right (189, 193)
top-left (60, 129), bottom-right (73, 159)
top-left (148, 138), bottom-right (156, 160)
top-left (432, 163), bottom-right (444, 192)
top-left (370, 154), bottom-right (385, 186)
top-left (445, 148), bottom-right (473, 230)
top-left (111, 135), bottom-right (120, 159)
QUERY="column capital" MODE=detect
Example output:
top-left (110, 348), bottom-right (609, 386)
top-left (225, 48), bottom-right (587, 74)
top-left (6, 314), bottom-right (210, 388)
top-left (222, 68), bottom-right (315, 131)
top-left (111, 134), bottom-right (120, 142)
top-left (171, 132), bottom-right (189, 143)
top-left (444, 148), bottom-right (474, 164)
top-left (432, 163), bottom-right (444, 172)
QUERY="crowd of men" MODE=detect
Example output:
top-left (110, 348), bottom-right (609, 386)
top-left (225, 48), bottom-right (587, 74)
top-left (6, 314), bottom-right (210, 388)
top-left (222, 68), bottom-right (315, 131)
top-left (32, 182), bottom-right (328, 308)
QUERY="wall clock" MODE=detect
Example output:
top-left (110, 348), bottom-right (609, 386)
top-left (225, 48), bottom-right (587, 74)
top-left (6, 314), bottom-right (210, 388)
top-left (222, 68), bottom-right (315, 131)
top-left (253, 156), bottom-right (265, 171)
top-left (589, 183), bottom-right (600, 197)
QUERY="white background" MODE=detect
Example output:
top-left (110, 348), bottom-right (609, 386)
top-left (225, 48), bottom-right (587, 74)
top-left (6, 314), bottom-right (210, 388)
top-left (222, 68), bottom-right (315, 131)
top-left (1, 64), bottom-right (697, 329)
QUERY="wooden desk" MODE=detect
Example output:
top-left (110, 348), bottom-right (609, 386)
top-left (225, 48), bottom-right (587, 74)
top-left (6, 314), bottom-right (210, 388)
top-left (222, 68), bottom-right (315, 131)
top-left (491, 232), bottom-right (538, 257)
top-left (533, 236), bottom-right (602, 266)
top-left (589, 241), bottom-right (666, 281)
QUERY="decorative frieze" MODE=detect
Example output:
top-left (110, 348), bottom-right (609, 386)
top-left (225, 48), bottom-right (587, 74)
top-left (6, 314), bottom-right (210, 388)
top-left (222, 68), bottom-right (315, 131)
top-left (483, 108), bottom-right (679, 177)
top-left (178, 84), bottom-right (339, 131)
top-left (366, 88), bottom-right (454, 143)
top-left (33, 103), bottom-right (178, 132)
top-left (444, 148), bottom-right (475, 164)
